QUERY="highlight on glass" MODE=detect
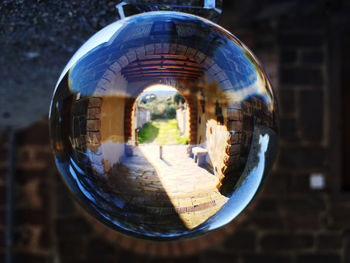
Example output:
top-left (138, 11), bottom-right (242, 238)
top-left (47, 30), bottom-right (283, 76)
top-left (50, 12), bottom-right (278, 241)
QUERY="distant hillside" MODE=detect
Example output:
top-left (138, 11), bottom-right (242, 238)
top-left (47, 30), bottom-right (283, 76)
top-left (141, 89), bottom-right (177, 98)
top-left (139, 91), bottom-right (177, 120)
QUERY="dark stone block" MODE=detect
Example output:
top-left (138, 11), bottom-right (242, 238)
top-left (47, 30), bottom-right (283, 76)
top-left (14, 226), bottom-right (33, 248)
top-left (14, 169), bottom-right (49, 184)
top-left (290, 174), bottom-right (313, 193)
top-left (14, 209), bottom-right (49, 225)
top-left (278, 146), bottom-right (325, 170)
top-left (255, 198), bottom-right (278, 213)
top-left (278, 89), bottom-right (295, 114)
top-left (72, 101), bottom-right (88, 116)
top-left (280, 67), bottom-right (323, 86)
top-left (0, 185), bottom-right (5, 207)
top-left (251, 214), bottom-right (285, 230)
top-left (58, 236), bottom-right (87, 260)
top-left (299, 90), bottom-right (323, 142)
top-left (201, 251), bottom-right (239, 263)
top-left (0, 229), bottom-right (3, 248)
top-left (243, 253), bottom-right (292, 263)
top-left (86, 237), bottom-right (115, 258)
top-left (318, 233), bottom-right (343, 250)
top-left (296, 253), bottom-right (341, 263)
top-left (262, 171), bottom-right (290, 196)
top-left (279, 33), bottom-right (324, 48)
top-left (13, 252), bottom-right (48, 263)
top-left (39, 223), bottom-right (52, 249)
top-left (284, 214), bottom-right (323, 231)
top-left (280, 118), bottom-right (298, 141)
top-left (223, 230), bottom-right (257, 251)
top-left (345, 234), bottom-right (350, 263)
top-left (280, 49), bottom-right (297, 64)
top-left (0, 167), bottom-right (6, 176)
top-left (0, 210), bottom-right (4, 225)
top-left (171, 256), bottom-right (201, 263)
top-left (260, 233), bottom-right (314, 250)
top-left (81, 258), bottom-right (115, 263)
top-left (18, 149), bottom-right (31, 163)
top-left (118, 251), bottom-right (151, 263)
top-left (17, 121), bottom-right (50, 145)
top-left (284, 196), bottom-right (326, 214)
top-left (0, 148), bottom-right (8, 162)
top-left (56, 216), bottom-right (92, 236)
top-left (302, 50), bottom-right (324, 64)
top-left (279, 16), bottom-right (326, 32)
top-left (201, 252), bottom-right (239, 263)
top-left (56, 189), bottom-right (78, 217)
top-left (55, 177), bottom-right (78, 216)
top-left (330, 204), bottom-right (350, 228)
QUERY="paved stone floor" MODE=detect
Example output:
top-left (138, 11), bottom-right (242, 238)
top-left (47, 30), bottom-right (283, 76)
top-left (118, 144), bottom-right (229, 230)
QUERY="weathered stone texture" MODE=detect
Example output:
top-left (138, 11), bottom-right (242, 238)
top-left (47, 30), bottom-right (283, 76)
top-left (299, 89), bottom-right (324, 142)
top-left (1, 1), bottom-right (350, 262)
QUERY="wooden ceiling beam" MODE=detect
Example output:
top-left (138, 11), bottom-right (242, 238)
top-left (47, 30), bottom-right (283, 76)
top-left (122, 66), bottom-right (204, 75)
top-left (127, 59), bottom-right (202, 68)
top-left (124, 71), bottom-right (202, 77)
top-left (128, 76), bottom-right (197, 82)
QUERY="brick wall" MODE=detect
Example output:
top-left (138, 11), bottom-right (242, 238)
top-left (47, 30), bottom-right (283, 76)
top-left (2, 4), bottom-right (350, 263)
top-left (0, 120), bottom-right (55, 263)
top-left (0, 132), bottom-right (8, 262)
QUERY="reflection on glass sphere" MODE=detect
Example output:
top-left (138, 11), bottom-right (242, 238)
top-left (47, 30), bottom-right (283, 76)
top-left (50, 12), bottom-right (278, 241)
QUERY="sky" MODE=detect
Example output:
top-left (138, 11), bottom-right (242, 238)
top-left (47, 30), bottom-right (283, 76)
top-left (144, 84), bottom-right (178, 92)
top-left (137, 84), bottom-right (178, 101)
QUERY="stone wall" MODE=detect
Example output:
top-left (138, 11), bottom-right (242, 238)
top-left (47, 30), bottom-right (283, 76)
top-left (176, 103), bottom-right (189, 137)
top-left (0, 121), bottom-right (55, 262)
top-left (1, 1), bottom-right (350, 263)
top-left (134, 106), bottom-right (151, 129)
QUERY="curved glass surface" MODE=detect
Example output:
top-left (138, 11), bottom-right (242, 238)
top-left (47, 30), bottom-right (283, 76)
top-left (50, 12), bottom-right (279, 241)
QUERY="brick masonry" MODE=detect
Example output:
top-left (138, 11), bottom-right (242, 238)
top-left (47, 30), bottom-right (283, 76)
top-left (1, 2), bottom-right (350, 263)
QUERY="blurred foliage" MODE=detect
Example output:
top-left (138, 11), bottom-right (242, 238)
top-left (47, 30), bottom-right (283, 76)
top-left (137, 122), bottom-right (159, 143)
top-left (140, 94), bottom-right (177, 120)
top-left (137, 119), bottom-right (188, 145)
top-left (174, 92), bottom-right (186, 105)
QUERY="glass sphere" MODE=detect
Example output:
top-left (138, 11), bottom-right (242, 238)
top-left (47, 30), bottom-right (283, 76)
top-left (50, 12), bottom-right (278, 241)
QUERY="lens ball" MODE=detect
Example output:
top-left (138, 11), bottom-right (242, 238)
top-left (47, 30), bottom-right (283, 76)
top-left (50, 12), bottom-right (278, 241)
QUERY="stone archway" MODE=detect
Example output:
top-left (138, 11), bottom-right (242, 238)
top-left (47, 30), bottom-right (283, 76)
top-left (124, 83), bottom-right (199, 147)
top-left (129, 84), bottom-right (189, 145)
top-left (98, 43), bottom-right (231, 146)
top-left (91, 42), bottom-right (247, 188)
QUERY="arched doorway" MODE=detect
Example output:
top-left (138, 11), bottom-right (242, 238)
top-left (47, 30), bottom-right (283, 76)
top-left (131, 84), bottom-right (189, 147)
top-left (91, 42), bottom-right (248, 193)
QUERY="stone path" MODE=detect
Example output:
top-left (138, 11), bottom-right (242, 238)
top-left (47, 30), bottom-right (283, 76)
top-left (119, 144), bottom-right (229, 230)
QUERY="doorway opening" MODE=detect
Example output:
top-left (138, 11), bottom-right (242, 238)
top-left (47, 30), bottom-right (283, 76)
top-left (132, 84), bottom-right (189, 146)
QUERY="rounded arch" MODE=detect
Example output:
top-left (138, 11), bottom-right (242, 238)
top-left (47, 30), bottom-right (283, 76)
top-left (90, 42), bottom-right (246, 188)
top-left (95, 42), bottom-right (232, 146)
top-left (130, 84), bottom-right (191, 145)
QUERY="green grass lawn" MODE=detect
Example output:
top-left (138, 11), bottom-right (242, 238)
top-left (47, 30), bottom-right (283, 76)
top-left (137, 119), bottom-right (188, 145)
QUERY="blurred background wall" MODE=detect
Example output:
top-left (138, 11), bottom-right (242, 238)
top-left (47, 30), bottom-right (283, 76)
top-left (1, 0), bottom-right (350, 262)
